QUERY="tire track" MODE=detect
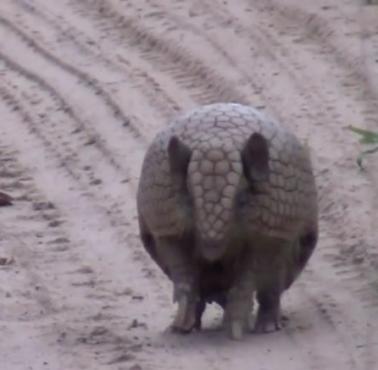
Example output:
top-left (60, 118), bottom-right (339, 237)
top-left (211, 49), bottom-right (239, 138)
top-left (197, 0), bottom-right (341, 126)
top-left (128, 0), bottom-right (267, 101)
top-left (0, 63), bottom-right (139, 235)
top-left (69, 0), bottom-right (250, 106)
top-left (0, 47), bottom-right (143, 187)
top-left (11, 0), bottom-right (182, 121)
top-left (0, 43), bottom-right (169, 301)
top-left (0, 79), bottom-right (143, 258)
top-left (0, 81), bottom-right (172, 368)
top-left (282, 282), bottom-right (353, 370)
top-left (252, 0), bottom-right (378, 114)
top-left (0, 14), bottom-right (143, 137)
top-left (0, 147), bottom-right (57, 322)
top-left (0, 8), bottom-right (177, 349)
top-left (0, 82), bottom-right (84, 184)
top-left (143, 0), bottom-right (263, 84)
top-left (0, 138), bottom-right (135, 368)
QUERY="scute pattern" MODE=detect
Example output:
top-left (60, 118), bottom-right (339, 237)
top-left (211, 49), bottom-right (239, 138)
top-left (137, 102), bottom-right (317, 244)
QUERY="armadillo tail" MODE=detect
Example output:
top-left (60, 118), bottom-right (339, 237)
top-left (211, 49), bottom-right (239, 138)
top-left (198, 239), bottom-right (225, 262)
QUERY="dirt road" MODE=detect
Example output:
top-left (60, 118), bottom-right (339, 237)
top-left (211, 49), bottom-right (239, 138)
top-left (0, 1), bottom-right (378, 369)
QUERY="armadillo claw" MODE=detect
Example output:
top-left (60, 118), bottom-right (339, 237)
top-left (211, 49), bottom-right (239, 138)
top-left (171, 295), bottom-right (196, 333)
top-left (253, 311), bottom-right (282, 334)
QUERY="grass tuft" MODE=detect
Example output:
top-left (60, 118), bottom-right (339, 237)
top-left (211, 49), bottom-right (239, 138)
top-left (347, 126), bottom-right (378, 169)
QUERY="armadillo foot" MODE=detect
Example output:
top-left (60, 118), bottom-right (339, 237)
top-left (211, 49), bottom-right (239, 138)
top-left (253, 309), bottom-right (281, 334)
top-left (223, 295), bottom-right (252, 340)
top-left (227, 320), bottom-right (245, 340)
top-left (171, 295), bottom-right (197, 333)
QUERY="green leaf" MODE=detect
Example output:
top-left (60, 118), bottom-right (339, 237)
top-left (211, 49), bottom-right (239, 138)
top-left (347, 126), bottom-right (378, 144)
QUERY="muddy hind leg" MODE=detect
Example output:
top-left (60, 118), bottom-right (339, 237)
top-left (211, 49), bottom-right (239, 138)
top-left (223, 252), bottom-right (255, 340)
top-left (254, 285), bottom-right (282, 333)
top-left (155, 237), bottom-right (198, 333)
top-left (254, 267), bottom-right (285, 333)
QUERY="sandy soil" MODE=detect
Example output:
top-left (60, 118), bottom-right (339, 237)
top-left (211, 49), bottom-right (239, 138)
top-left (0, 0), bottom-right (378, 369)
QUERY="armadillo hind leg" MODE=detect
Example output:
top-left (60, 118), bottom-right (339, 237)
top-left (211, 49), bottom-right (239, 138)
top-left (253, 238), bottom-right (295, 333)
top-left (155, 237), bottom-right (198, 333)
top-left (223, 256), bottom-right (255, 340)
top-left (254, 270), bottom-right (285, 333)
top-left (254, 289), bottom-right (282, 333)
top-left (172, 294), bottom-right (198, 333)
top-left (224, 290), bottom-right (254, 340)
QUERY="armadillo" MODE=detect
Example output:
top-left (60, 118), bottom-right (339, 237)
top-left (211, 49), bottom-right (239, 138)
top-left (137, 103), bottom-right (318, 340)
